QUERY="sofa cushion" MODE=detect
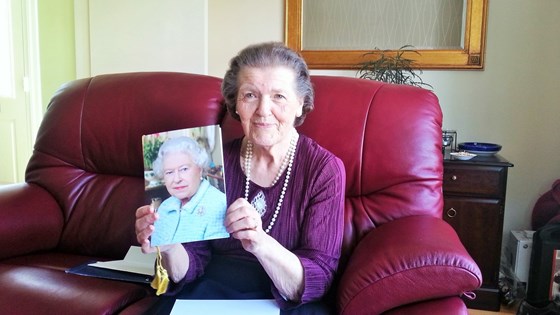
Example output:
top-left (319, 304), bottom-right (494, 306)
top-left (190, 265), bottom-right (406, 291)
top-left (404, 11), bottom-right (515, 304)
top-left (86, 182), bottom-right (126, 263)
top-left (1, 252), bottom-right (105, 271)
top-left (0, 264), bottom-right (151, 315)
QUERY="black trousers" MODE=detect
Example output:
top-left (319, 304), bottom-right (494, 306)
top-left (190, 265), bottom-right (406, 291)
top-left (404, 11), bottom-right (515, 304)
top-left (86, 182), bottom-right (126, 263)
top-left (142, 256), bottom-right (332, 315)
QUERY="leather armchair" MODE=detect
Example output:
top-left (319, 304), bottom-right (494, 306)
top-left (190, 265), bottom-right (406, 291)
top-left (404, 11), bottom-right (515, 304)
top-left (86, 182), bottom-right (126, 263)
top-left (0, 72), bottom-right (481, 314)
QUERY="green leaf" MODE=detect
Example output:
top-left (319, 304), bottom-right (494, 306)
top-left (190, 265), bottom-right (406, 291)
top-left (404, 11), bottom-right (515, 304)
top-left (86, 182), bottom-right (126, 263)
top-left (357, 45), bottom-right (433, 90)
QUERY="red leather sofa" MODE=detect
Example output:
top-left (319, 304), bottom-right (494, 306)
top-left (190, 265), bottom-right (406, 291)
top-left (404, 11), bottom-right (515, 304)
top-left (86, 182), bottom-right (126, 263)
top-left (0, 72), bottom-right (482, 314)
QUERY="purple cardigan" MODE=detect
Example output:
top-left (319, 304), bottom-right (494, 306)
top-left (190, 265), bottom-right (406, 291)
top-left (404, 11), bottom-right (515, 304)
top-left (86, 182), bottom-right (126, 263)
top-left (178, 135), bottom-right (345, 307)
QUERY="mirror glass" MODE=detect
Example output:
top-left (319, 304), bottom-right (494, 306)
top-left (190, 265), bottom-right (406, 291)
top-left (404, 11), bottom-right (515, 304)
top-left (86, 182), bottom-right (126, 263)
top-left (302, 0), bottom-right (465, 50)
top-left (285, 0), bottom-right (487, 69)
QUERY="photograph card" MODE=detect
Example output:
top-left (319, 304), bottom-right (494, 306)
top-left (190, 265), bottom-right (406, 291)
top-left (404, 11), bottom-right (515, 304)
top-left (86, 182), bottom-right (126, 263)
top-left (550, 249), bottom-right (560, 304)
top-left (142, 125), bottom-right (229, 246)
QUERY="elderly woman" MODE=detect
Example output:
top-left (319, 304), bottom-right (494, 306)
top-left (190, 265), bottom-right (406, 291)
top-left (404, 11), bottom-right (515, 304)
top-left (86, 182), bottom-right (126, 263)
top-left (149, 136), bottom-right (229, 246)
top-left (136, 42), bottom-right (345, 314)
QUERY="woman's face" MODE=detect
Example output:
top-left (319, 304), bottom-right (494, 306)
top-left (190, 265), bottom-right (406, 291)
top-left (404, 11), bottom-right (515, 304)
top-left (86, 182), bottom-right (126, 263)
top-left (236, 66), bottom-right (303, 149)
top-left (162, 151), bottom-right (202, 202)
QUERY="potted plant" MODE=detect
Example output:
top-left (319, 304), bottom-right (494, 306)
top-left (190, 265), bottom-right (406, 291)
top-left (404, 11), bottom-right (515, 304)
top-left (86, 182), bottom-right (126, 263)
top-left (142, 134), bottom-right (165, 187)
top-left (357, 45), bottom-right (433, 90)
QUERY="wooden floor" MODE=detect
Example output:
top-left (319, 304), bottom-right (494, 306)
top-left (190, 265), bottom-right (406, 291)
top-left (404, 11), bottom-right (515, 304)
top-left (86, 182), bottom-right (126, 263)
top-left (468, 305), bottom-right (517, 315)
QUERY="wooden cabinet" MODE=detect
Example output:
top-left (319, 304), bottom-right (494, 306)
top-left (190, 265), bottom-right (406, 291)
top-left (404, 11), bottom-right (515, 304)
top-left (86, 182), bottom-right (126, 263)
top-left (443, 155), bottom-right (513, 311)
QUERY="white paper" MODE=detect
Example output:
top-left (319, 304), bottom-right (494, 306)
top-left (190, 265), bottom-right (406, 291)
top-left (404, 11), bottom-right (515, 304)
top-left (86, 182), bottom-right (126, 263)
top-left (170, 299), bottom-right (280, 315)
top-left (88, 246), bottom-right (156, 276)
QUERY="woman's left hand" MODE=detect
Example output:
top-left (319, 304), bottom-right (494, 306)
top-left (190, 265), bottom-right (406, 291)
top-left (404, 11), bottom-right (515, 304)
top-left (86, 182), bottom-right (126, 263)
top-left (224, 197), bottom-right (267, 253)
top-left (225, 198), bottom-right (304, 301)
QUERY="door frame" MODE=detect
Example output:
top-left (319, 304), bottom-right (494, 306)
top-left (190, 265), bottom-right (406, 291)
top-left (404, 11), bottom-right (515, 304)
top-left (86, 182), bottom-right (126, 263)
top-left (23, 0), bottom-right (43, 143)
top-left (0, 0), bottom-right (42, 184)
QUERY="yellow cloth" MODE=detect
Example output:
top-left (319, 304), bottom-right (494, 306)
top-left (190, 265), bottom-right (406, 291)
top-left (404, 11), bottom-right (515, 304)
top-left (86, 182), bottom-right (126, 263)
top-left (150, 246), bottom-right (169, 295)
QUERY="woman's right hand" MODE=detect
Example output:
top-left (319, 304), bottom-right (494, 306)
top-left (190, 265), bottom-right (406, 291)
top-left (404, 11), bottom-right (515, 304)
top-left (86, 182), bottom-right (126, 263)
top-left (135, 204), bottom-right (158, 254)
top-left (135, 204), bottom-right (190, 282)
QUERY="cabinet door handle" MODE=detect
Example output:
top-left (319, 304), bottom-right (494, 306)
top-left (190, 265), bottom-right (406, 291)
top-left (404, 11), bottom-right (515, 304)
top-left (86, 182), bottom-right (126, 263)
top-left (446, 208), bottom-right (457, 218)
top-left (451, 175), bottom-right (457, 181)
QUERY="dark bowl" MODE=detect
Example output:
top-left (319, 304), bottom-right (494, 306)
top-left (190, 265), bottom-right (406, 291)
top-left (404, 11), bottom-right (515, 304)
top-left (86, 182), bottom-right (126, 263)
top-left (458, 142), bottom-right (502, 155)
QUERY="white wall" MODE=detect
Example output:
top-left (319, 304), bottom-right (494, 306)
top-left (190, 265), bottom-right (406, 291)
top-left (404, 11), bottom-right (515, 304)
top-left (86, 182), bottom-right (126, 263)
top-left (209, 0), bottom-right (560, 248)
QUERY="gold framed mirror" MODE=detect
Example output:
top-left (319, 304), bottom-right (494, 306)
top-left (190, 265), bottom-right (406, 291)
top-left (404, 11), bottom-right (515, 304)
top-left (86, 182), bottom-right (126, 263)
top-left (285, 0), bottom-right (488, 70)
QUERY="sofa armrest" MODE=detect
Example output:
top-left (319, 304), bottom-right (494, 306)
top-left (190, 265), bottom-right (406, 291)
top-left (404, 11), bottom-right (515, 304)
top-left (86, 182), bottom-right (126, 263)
top-left (337, 215), bottom-right (482, 315)
top-left (0, 183), bottom-right (63, 260)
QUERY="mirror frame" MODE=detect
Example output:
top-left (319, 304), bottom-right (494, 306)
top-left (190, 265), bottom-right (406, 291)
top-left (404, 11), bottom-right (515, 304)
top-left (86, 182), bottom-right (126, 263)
top-left (285, 0), bottom-right (488, 70)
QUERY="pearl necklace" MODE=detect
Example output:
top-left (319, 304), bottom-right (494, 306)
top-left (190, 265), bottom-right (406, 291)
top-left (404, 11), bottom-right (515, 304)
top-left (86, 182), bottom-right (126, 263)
top-left (244, 132), bottom-right (298, 234)
top-left (271, 142), bottom-right (292, 186)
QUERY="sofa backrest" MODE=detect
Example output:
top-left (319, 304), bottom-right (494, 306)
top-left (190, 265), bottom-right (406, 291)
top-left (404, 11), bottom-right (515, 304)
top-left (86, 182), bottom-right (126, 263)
top-left (27, 72), bottom-right (443, 260)
top-left (26, 72), bottom-right (225, 258)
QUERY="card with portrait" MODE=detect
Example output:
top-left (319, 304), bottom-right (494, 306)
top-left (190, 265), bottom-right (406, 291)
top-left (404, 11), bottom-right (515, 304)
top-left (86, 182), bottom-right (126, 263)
top-left (551, 249), bottom-right (560, 304)
top-left (142, 125), bottom-right (229, 246)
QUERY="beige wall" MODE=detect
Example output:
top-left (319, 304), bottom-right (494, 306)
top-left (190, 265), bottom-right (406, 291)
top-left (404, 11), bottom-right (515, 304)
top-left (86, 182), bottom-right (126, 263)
top-left (38, 0), bottom-right (76, 109)
top-left (87, 0), bottom-right (208, 76)
top-left (426, 1), bottom-right (560, 242)
top-left (209, 0), bottom-right (560, 246)
top-left (208, 0), bottom-right (284, 77)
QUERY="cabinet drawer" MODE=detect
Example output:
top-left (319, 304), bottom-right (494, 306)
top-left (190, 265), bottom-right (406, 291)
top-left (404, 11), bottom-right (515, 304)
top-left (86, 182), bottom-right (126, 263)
top-left (443, 165), bottom-right (507, 198)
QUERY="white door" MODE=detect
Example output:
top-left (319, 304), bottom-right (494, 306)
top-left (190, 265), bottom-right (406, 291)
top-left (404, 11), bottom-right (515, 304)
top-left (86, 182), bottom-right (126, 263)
top-left (0, 0), bottom-right (36, 184)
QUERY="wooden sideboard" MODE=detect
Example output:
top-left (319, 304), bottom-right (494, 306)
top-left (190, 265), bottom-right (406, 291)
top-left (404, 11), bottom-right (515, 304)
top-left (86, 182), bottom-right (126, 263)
top-left (443, 154), bottom-right (514, 311)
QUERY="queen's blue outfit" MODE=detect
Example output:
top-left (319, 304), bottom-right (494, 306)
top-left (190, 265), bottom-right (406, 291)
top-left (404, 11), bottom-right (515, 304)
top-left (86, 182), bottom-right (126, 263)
top-left (151, 179), bottom-right (229, 246)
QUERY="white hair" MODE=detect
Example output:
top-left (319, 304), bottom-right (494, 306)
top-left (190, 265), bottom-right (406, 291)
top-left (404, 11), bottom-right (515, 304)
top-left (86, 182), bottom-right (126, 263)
top-left (152, 136), bottom-right (209, 179)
